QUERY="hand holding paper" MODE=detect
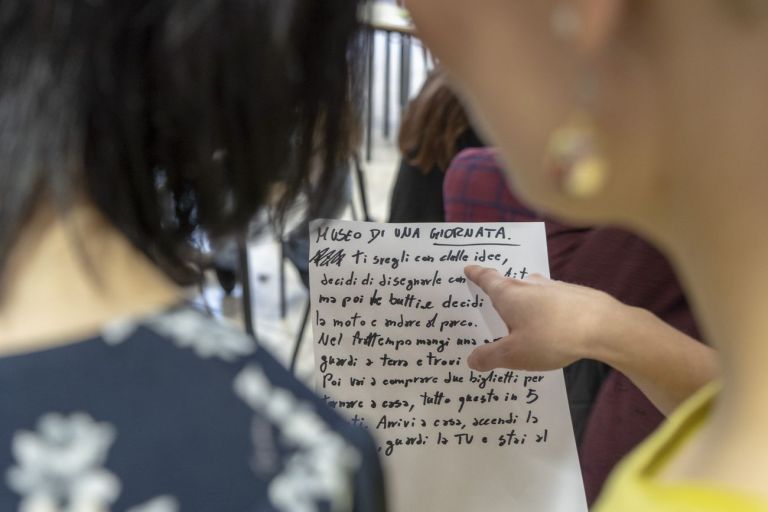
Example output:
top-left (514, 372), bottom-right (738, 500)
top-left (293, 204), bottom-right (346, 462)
top-left (464, 265), bottom-right (625, 373)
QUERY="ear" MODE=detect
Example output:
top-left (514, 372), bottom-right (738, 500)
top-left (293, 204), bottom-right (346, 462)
top-left (572, 0), bottom-right (625, 55)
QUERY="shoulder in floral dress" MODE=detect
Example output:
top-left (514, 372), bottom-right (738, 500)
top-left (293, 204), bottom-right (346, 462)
top-left (0, 306), bottom-right (386, 512)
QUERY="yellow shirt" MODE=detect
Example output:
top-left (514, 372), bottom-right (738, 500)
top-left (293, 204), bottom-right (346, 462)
top-left (594, 384), bottom-right (768, 512)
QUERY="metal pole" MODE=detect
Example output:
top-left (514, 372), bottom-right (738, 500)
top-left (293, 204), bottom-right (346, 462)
top-left (354, 154), bottom-right (372, 222)
top-left (237, 232), bottom-right (255, 337)
top-left (399, 32), bottom-right (408, 112)
top-left (384, 31), bottom-right (392, 139)
top-left (365, 28), bottom-right (375, 162)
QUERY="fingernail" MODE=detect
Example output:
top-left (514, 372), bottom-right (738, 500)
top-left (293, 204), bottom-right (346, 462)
top-left (467, 351), bottom-right (479, 370)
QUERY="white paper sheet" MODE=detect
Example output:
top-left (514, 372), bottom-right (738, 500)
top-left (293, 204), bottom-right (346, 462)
top-left (310, 221), bottom-right (587, 512)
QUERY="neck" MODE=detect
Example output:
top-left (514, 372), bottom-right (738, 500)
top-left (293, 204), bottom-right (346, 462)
top-left (0, 203), bottom-right (183, 356)
top-left (646, 26), bottom-right (768, 426)
top-left (646, 194), bottom-right (768, 493)
top-left (657, 198), bottom-right (768, 432)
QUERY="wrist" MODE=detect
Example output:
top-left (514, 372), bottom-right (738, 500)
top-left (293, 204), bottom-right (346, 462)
top-left (583, 301), bottom-right (648, 369)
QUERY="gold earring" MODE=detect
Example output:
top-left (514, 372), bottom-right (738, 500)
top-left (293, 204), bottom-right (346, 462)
top-left (546, 113), bottom-right (608, 199)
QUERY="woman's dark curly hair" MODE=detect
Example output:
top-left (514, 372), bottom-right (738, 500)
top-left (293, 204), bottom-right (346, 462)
top-left (0, 0), bottom-right (364, 284)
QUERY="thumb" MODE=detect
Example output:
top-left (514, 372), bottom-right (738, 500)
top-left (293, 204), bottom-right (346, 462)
top-left (467, 337), bottom-right (515, 372)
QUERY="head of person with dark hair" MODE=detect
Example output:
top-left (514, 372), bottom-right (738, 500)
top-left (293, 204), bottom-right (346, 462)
top-left (0, 0), bottom-right (361, 287)
top-left (0, 0), bottom-right (363, 348)
top-left (0, 5), bottom-right (391, 507)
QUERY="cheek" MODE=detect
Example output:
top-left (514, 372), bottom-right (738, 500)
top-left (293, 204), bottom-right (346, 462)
top-left (456, 76), bottom-right (569, 213)
top-left (463, 88), bottom-right (610, 224)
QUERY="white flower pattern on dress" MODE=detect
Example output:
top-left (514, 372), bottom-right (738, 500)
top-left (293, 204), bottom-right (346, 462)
top-left (234, 365), bottom-right (361, 512)
top-left (101, 318), bottom-right (140, 347)
top-left (7, 413), bottom-right (120, 512)
top-left (6, 414), bottom-right (179, 512)
top-left (125, 496), bottom-right (179, 512)
top-left (5, 310), bottom-right (363, 511)
top-left (146, 309), bottom-right (255, 361)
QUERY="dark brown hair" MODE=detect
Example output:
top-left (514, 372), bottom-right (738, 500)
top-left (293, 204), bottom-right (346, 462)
top-left (398, 69), bottom-right (471, 172)
top-left (0, 0), bottom-right (364, 285)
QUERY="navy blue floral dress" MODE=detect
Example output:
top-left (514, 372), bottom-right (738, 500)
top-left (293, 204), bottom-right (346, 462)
top-left (0, 306), bottom-right (386, 512)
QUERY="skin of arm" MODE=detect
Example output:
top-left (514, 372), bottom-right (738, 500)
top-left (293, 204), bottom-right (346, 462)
top-left (464, 265), bottom-right (720, 416)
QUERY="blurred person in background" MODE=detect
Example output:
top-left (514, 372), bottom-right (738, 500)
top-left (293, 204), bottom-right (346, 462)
top-left (388, 69), bottom-right (484, 223)
top-left (408, 0), bottom-right (768, 510)
top-left (0, 1), bottom-right (385, 511)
